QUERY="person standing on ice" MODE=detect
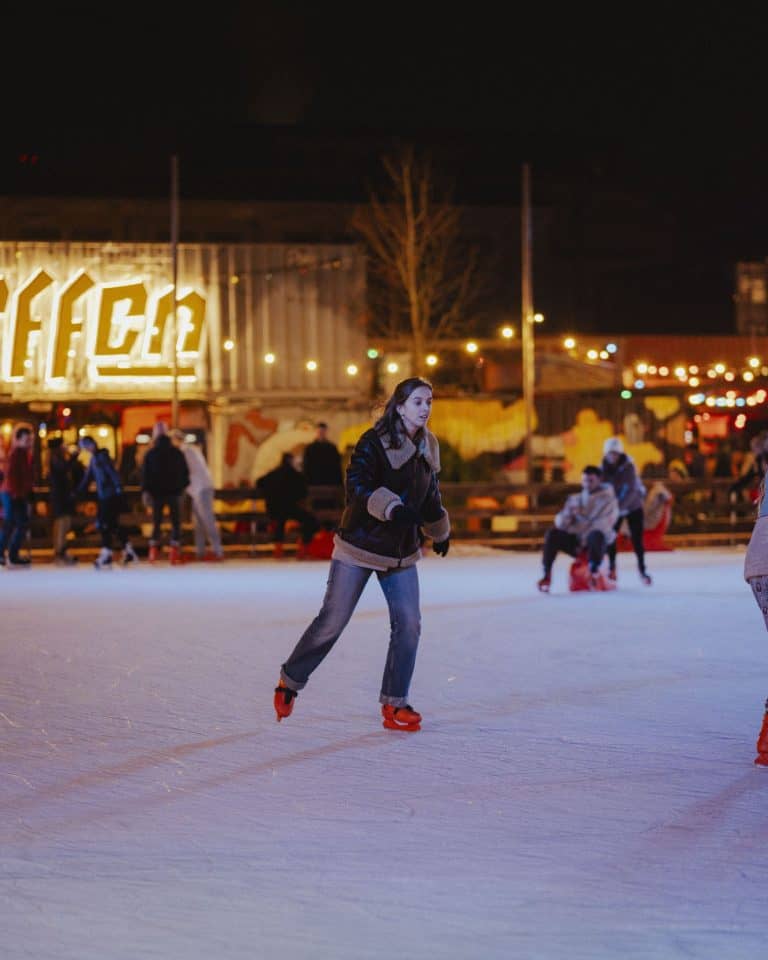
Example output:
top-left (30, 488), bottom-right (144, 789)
top-left (170, 428), bottom-right (224, 562)
top-left (76, 436), bottom-right (138, 569)
top-left (273, 377), bottom-right (451, 732)
top-left (0, 425), bottom-right (35, 567)
top-left (537, 465), bottom-right (619, 592)
top-left (600, 436), bottom-right (652, 585)
top-left (141, 422), bottom-right (190, 564)
top-left (742, 476), bottom-right (768, 765)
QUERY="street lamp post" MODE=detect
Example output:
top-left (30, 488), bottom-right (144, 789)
top-left (170, 154), bottom-right (179, 429)
top-left (521, 162), bottom-right (535, 488)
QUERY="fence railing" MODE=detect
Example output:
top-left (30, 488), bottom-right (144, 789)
top-left (19, 476), bottom-right (757, 559)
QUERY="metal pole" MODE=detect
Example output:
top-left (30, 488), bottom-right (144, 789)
top-left (170, 154), bottom-right (179, 429)
top-left (521, 162), bottom-right (535, 487)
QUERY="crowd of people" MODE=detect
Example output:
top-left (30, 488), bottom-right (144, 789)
top-left (0, 417), bottom-right (349, 569)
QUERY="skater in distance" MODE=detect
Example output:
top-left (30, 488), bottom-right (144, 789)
top-left (600, 436), bottom-right (652, 586)
top-left (537, 465), bottom-right (619, 592)
top-left (274, 377), bottom-right (451, 732)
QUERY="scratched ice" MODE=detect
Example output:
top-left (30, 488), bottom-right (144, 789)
top-left (1, 546), bottom-right (767, 960)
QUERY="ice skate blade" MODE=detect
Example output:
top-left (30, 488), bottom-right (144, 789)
top-left (754, 752), bottom-right (768, 766)
top-left (382, 719), bottom-right (421, 732)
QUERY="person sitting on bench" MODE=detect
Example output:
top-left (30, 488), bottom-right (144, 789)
top-left (257, 452), bottom-right (319, 558)
top-left (537, 465), bottom-right (619, 592)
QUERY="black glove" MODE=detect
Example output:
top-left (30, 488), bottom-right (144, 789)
top-left (390, 504), bottom-right (420, 528)
top-left (433, 537), bottom-right (450, 557)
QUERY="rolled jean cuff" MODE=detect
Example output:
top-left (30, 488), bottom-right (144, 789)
top-left (279, 667), bottom-right (305, 692)
top-left (379, 694), bottom-right (409, 707)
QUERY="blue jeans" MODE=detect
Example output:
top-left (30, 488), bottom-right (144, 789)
top-left (0, 493), bottom-right (30, 559)
top-left (281, 559), bottom-right (421, 706)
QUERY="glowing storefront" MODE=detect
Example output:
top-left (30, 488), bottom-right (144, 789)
top-left (0, 241), bottom-right (369, 484)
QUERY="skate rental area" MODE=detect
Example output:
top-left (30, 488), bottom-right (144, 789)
top-left (2, 545), bottom-right (767, 960)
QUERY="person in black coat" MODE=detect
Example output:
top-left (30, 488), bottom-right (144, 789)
top-left (303, 420), bottom-right (344, 518)
top-left (257, 452), bottom-right (318, 556)
top-left (48, 437), bottom-right (78, 565)
top-left (303, 421), bottom-right (343, 482)
top-left (140, 422), bottom-right (190, 562)
top-left (273, 377), bottom-right (451, 732)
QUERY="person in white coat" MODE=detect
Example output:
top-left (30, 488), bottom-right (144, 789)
top-left (171, 430), bottom-right (224, 561)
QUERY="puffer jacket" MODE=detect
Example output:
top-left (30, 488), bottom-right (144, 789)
top-left (555, 482), bottom-right (619, 547)
top-left (77, 448), bottom-right (122, 500)
top-left (600, 452), bottom-right (646, 516)
top-left (334, 427), bottom-right (450, 570)
top-left (141, 435), bottom-right (190, 497)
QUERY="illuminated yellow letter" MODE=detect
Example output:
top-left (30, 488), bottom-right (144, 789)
top-left (48, 270), bottom-right (95, 379)
top-left (5, 269), bottom-right (53, 380)
top-left (94, 281), bottom-right (146, 357)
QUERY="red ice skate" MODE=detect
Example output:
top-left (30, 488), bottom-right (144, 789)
top-left (755, 712), bottom-right (768, 766)
top-left (537, 575), bottom-right (551, 593)
top-left (148, 543), bottom-right (160, 563)
top-left (381, 704), bottom-right (422, 732)
top-left (274, 680), bottom-right (297, 722)
top-left (169, 542), bottom-right (182, 565)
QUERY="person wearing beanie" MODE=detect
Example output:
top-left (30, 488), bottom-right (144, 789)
top-left (170, 428), bottom-right (223, 561)
top-left (600, 436), bottom-right (652, 585)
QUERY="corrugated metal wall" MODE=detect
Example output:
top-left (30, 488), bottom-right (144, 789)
top-left (0, 241), bottom-right (368, 400)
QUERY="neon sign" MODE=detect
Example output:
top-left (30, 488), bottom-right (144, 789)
top-left (0, 269), bottom-right (207, 385)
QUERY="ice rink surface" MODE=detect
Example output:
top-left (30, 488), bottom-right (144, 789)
top-left (2, 545), bottom-right (768, 960)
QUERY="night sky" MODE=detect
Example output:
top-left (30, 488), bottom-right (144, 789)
top-left (4, 3), bottom-right (768, 334)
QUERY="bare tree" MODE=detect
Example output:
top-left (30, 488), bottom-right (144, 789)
top-left (350, 146), bottom-right (483, 377)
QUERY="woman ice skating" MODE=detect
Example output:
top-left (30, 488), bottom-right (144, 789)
top-left (743, 474), bottom-right (768, 764)
top-left (273, 377), bottom-right (451, 732)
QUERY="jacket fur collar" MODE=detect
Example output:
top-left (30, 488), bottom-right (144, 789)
top-left (379, 428), bottom-right (441, 473)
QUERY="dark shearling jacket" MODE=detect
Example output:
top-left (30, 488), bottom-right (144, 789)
top-left (335, 427), bottom-right (450, 569)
